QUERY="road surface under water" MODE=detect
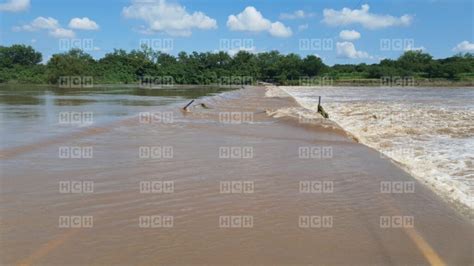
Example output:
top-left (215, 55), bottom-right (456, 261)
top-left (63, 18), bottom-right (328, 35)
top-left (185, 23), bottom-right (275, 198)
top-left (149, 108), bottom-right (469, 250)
top-left (0, 85), bottom-right (472, 265)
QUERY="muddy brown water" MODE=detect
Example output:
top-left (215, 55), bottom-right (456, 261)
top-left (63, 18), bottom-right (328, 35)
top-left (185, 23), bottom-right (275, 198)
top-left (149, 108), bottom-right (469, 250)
top-left (0, 86), bottom-right (472, 265)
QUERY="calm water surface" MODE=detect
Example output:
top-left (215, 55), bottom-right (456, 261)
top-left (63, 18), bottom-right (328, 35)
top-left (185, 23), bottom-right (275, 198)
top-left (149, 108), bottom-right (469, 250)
top-left (0, 85), bottom-right (234, 149)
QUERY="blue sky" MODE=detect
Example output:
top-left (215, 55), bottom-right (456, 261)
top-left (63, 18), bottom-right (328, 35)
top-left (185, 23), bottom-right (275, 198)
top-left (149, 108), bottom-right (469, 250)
top-left (0, 0), bottom-right (473, 65)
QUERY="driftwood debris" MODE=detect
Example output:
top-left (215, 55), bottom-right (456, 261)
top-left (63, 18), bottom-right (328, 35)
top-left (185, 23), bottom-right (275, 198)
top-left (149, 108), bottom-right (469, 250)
top-left (200, 103), bottom-right (210, 109)
top-left (317, 96), bottom-right (329, 119)
top-left (182, 99), bottom-right (211, 111)
top-left (182, 99), bottom-right (195, 111)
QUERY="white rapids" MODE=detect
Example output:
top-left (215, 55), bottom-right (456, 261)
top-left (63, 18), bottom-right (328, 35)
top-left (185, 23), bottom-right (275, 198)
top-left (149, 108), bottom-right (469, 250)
top-left (267, 86), bottom-right (474, 211)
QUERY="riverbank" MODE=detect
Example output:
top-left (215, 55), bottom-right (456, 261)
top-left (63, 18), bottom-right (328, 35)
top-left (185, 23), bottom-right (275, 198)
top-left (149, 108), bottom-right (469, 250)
top-left (1, 86), bottom-right (472, 265)
top-left (1, 79), bottom-right (474, 87)
top-left (325, 79), bottom-right (473, 87)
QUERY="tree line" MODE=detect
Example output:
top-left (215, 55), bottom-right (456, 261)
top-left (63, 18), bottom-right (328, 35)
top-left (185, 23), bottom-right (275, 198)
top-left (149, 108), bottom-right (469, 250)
top-left (0, 44), bottom-right (473, 85)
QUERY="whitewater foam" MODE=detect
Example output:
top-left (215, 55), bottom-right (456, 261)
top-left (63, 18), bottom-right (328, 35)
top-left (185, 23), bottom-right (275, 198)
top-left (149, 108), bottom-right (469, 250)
top-left (267, 86), bottom-right (474, 212)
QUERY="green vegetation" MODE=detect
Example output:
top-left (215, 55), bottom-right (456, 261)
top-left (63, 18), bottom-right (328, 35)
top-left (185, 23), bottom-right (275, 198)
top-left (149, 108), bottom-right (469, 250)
top-left (1, 44), bottom-right (473, 85)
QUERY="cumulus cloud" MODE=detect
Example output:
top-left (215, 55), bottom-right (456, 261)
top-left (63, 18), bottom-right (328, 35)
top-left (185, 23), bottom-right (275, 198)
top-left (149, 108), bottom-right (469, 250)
top-left (49, 28), bottom-right (75, 38)
top-left (269, 21), bottom-right (292, 37)
top-left (122, 0), bottom-right (217, 37)
top-left (69, 17), bottom-right (99, 30)
top-left (0, 0), bottom-right (29, 12)
top-left (323, 4), bottom-right (413, 30)
top-left (336, 41), bottom-right (370, 59)
top-left (339, 30), bottom-right (361, 41)
top-left (227, 6), bottom-right (292, 38)
top-left (14, 16), bottom-right (60, 31)
top-left (452, 41), bottom-right (474, 52)
top-left (227, 6), bottom-right (271, 31)
top-left (279, 10), bottom-right (314, 20)
top-left (13, 16), bottom-right (76, 38)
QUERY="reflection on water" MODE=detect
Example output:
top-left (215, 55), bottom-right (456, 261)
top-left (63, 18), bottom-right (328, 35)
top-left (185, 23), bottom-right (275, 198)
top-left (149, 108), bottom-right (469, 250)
top-left (0, 84), bottom-right (234, 148)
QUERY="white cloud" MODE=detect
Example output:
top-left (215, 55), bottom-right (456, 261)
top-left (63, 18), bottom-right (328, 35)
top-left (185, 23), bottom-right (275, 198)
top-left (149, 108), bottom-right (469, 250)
top-left (298, 24), bottom-right (308, 31)
top-left (13, 16), bottom-right (75, 38)
top-left (122, 0), bottom-right (217, 37)
top-left (323, 4), bottom-right (413, 30)
top-left (227, 6), bottom-right (292, 38)
top-left (336, 41), bottom-right (370, 59)
top-left (339, 30), bottom-right (361, 41)
top-left (15, 17), bottom-right (60, 31)
top-left (49, 28), bottom-right (75, 38)
top-left (227, 6), bottom-right (271, 31)
top-left (279, 10), bottom-right (314, 20)
top-left (452, 41), bottom-right (474, 52)
top-left (269, 21), bottom-right (292, 38)
top-left (69, 17), bottom-right (99, 30)
top-left (0, 0), bottom-right (29, 12)
top-left (13, 17), bottom-right (57, 32)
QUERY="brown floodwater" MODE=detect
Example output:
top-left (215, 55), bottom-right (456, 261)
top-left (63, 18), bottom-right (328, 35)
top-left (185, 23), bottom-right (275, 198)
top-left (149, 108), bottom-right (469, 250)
top-left (0, 86), bottom-right (472, 265)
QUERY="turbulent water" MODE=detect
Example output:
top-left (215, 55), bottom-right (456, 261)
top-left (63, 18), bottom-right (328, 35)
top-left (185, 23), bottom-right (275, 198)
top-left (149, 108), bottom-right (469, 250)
top-left (274, 86), bottom-right (474, 211)
top-left (1, 85), bottom-right (473, 264)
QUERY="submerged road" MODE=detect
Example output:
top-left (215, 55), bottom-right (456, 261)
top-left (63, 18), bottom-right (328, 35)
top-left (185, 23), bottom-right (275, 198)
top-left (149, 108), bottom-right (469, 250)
top-left (1, 87), bottom-right (472, 265)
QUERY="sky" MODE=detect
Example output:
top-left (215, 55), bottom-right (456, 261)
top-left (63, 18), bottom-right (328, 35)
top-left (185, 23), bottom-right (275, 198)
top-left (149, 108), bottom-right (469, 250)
top-left (0, 0), bottom-right (473, 65)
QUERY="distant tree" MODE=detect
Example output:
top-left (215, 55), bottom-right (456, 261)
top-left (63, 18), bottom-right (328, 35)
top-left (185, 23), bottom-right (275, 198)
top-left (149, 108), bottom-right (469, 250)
top-left (302, 55), bottom-right (326, 76)
top-left (0, 44), bottom-right (473, 84)
top-left (0, 44), bottom-right (42, 67)
top-left (46, 49), bottom-right (95, 83)
top-left (397, 50), bottom-right (433, 73)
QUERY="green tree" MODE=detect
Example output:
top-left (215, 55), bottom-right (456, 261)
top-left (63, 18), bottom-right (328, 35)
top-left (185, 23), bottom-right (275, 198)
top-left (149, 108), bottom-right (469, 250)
top-left (397, 50), bottom-right (433, 73)
top-left (46, 49), bottom-right (95, 84)
top-left (302, 55), bottom-right (326, 76)
top-left (0, 44), bottom-right (42, 67)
